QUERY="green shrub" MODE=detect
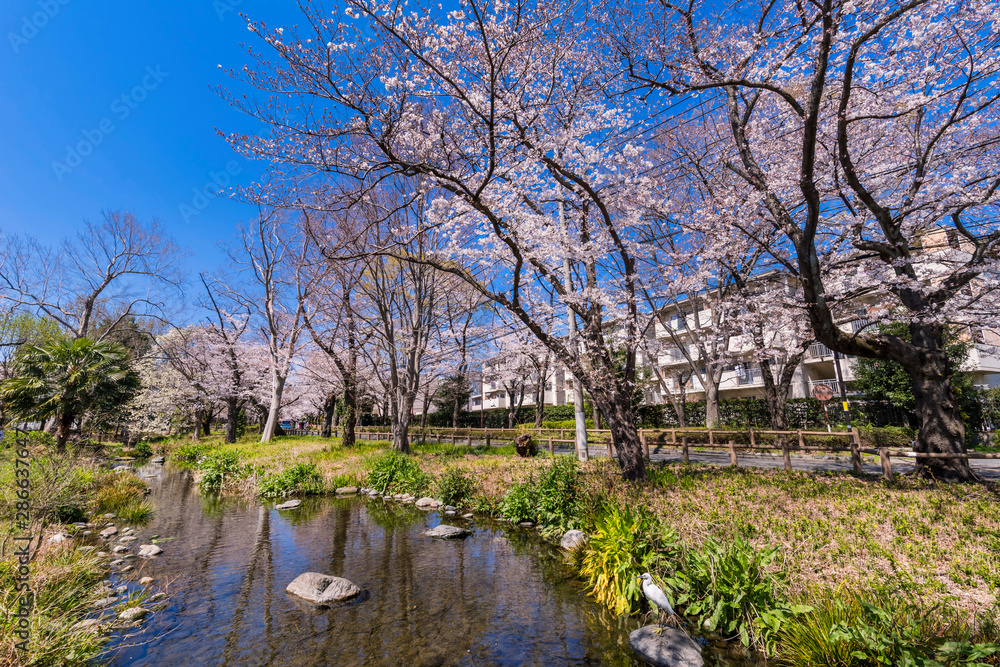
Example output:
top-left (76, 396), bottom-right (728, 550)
top-left (578, 503), bottom-right (672, 615)
top-left (365, 451), bottom-right (429, 495)
top-left (92, 472), bottom-right (151, 523)
top-left (498, 456), bottom-right (582, 530)
top-left (0, 430), bottom-right (56, 450)
top-left (663, 536), bottom-right (786, 650)
top-left (773, 587), bottom-right (1000, 666)
top-left (172, 442), bottom-right (212, 464)
top-left (134, 440), bottom-right (154, 457)
top-left (434, 467), bottom-right (477, 506)
top-left (196, 450), bottom-right (248, 492)
top-left (859, 425), bottom-right (917, 449)
top-left (540, 419), bottom-right (594, 430)
top-left (260, 463), bottom-right (325, 498)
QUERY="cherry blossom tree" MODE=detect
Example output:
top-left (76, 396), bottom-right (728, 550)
top-left (223, 0), bottom-right (666, 479)
top-left (625, 0), bottom-right (1000, 478)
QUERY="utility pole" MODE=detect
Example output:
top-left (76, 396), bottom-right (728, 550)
top-left (560, 198), bottom-right (588, 462)
top-left (833, 350), bottom-right (852, 431)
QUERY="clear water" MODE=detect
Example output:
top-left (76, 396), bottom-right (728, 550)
top-left (100, 464), bottom-right (755, 666)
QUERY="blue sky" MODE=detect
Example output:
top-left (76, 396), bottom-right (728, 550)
top-left (0, 0), bottom-right (300, 275)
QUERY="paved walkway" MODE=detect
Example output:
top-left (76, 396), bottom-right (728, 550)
top-left (550, 444), bottom-right (1000, 481)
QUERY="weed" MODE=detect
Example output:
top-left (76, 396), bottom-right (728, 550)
top-left (259, 463), bottom-right (325, 498)
top-left (365, 452), bottom-right (430, 495)
top-left (196, 450), bottom-right (248, 492)
top-left (434, 467), bottom-right (477, 506)
top-left (171, 442), bottom-right (212, 464)
top-left (578, 502), bottom-right (671, 615)
top-left (498, 456), bottom-right (582, 530)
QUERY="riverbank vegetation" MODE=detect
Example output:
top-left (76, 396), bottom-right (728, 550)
top-left (0, 440), bottom-right (153, 665)
top-left (163, 432), bottom-right (1000, 664)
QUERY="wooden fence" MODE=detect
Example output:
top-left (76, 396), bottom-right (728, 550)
top-left (284, 425), bottom-right (999, 481)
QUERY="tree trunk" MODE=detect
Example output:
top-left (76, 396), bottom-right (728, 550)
top-left (592, 401), bottom-right (602, 429)
top-left (192, 409), bottom-right (203, 441)
top-left (705, 378), bottom-right (720, 428)
top-left (451, 396), bottom-right (459, 429)
top-left (906, 345), bottom-right (972, 480)
top-left (321, 392), bottom-right (337, 438)
top-left (55, 410), bottom-right (75, 454)
top-left (261, 374), bottom-right (287, 443)
top-left (591, 388), bottom-right (646, 481)
top-left (342, 386), bottom-right (357, 447)
top-left (202, 413), bottom-right (212, 437)
top-left (225, 398), bottom-right (239, 444)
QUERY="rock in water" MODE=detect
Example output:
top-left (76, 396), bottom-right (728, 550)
top-left (415, 497), bottom-right (439, 509)
top-left (137, 544), bottom-right (163, 557)
top-left (99, 526), bottom-right (118, 538)
top-left (118, 607), bottom-right (148, 622)
top-left (423, 524), bottom-right (470, 539)
top-left (275, 499), bottom-right (302, 510)
top-left (151, 456), bottom-right (165, 464)
top-left (628, 626), bottom-right (704, 667)
top-left (335, 486), bottom-right (358, 495)
top-left (286, 572), bottom-right (362, 605)
top-left (560, 530), bottom-right (588, 551)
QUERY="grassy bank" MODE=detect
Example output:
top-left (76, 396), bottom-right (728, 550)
top-left (0, 436), bottom-right (153, 665)
top-left (165, 433), bottom-right (1000, 664)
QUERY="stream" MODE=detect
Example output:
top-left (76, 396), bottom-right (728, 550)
top-left (99, 462), bottom-right (756, 666)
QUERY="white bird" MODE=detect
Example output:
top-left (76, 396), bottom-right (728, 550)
top-left (638, 572), bottom-right (678, 629)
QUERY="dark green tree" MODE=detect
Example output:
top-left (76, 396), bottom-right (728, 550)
top-left (0, 338), bottom-right (140, 452)
top-left (432, 374), bottom-right (472, 428)
top-left (854, 323), bottom-right (977, 425)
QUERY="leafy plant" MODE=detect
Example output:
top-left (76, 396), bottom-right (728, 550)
top-left (134, 440), bottom-right (154, 457)
top-left (259, 463), bottom-right (325, 498)
top-left (365, 451), bottom-right (429, 495)
top-left (171, 442), bottom-right (212, 464)
top-left (197, 450), bottom-right (248, 492)
top-left (662, 536), bottom-right (785, 650)
top-left (773, 587), bottom-right (1000, 666)
top-left (578, 503), bottom-right (672, 615)
top-left (498, 456), bottom-right (582, 530)
top-left (434, 466), bottom-right (477, 506)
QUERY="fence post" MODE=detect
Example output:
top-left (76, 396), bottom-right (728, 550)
top-left (485, 433), bottom-right (491, 448)
top-left (849, 428), bottom-right (863, 475)
top-left (709, 429), bottom-right (714, 447)
top-left (749, 428), bottom-right (756, 449)
top-left (671, 428), bottom-right (677, 446)
top-left (548, 436), bottom-right (554, 456)
top-left (435, 432), bottom-right (441, 443)
top-left (879, 447), bottom-right (893, 481)
top-left (606, 436), bottom-right (614, 459)
top-left (451, 434), bottom-right (456, 446)
top-left (682, 436), bottom-right (690, 465)
top-left (782, 437), bottom-right (792, 471)
top-left (728, 440), bottom-right (738, 467)
top-left (467, 434), bottom-right (472, 446)
top-left (641, 430), bottom-right (650, 460)
top-left (561, 428), bottom-right (566, 440)
top-left (797, 430), bottom-right (805, 450)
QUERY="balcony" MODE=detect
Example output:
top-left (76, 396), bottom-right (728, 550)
top-left (807, 342), bottom-right (833, 358)
top-left (735, 365), bottom-right (762, 386)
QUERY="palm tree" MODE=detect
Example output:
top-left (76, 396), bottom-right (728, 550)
top-left (1, 338), bottom-right (139, 452)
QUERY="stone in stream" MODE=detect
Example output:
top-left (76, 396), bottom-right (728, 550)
top-left (119, 565), bottom-right (134, 573)
top-left (445, 510), bottom-right (457, 516)
top-left (628, 626), bottom-right (704, 667)
top-left (72, 618), bottom-right (102, 633)
top-left (112, 545), bottom-right (130, 554)
top-left (518, 521), bottom-right (534, 528)
top-left (462, 513), bottom-right (474, 520)
top-left (118, 607), bottom-right (148, 622)
top-left (415, 497), bottom-right (440, 510)
top-left (275, 499), bottom-right (302, 510)
top-left (139, 577), bottom-right (154, 585)
top-left (151, 456), bottom-right (165, 464)
top-left (444, 505), bottom-right (457, 512)
top-left (93, 596), bottom-right (118, 608)
top-left (423, 524), bottom-right (471, 539)
top-left (285, 572), bottom-right (363, 605)
top-left (137, 544), bottom-right (163, 557)
top-left (560, 530), bottom-right (588, 551)
top-left (99, 526), bottom-right (118, 538)
top-left (48, 533), bottom-right (71, 545)
top-left (335, 486), bottom-right (358, 495)
top-left (102, 513), bottom-right (116, 519)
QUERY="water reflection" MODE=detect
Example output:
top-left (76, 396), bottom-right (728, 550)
top-left (105, 466), bottom-right (754, 666)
